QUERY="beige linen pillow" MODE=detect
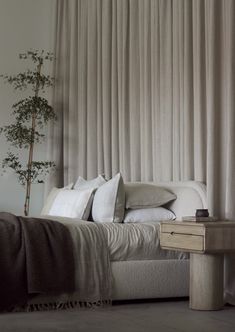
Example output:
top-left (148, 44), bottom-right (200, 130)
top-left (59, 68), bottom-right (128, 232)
top-left (41, 183), bottom-right (73, 216)
top-left (92, 173), bottom-right (125, 223)
top-left (74, 174), bottom-right (106, 190)
top-left (125, 183), bottom-right (176, 209)
top-left (47, 188), bottom-right (94, 220)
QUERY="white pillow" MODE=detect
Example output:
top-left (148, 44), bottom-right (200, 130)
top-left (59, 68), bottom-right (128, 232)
top-left (124, 207), bottom-right (176, 223)
top-left (74, 175), bottom-right (106, 190)
top-left (125, 183), bottom-right (176, 209)
top-left (47, 188), bottom-right (94, 219)
top-left (41, 183), bottom-right (74, 216)
top-left (92, 173), bottom-right (125, 223)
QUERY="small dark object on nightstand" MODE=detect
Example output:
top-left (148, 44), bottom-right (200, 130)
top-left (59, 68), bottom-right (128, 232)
top-left (196, 209), bottom-right (209, 218)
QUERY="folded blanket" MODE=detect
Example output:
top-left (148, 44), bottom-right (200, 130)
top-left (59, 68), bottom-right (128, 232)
top-left (0, 213), bottom-right (75, 310)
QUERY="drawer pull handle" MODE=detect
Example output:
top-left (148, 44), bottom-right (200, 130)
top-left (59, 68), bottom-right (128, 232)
top-left (170, 231), bottom-right (175, 235)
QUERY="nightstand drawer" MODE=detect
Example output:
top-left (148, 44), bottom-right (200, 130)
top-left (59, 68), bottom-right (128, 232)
top-left (160, 232), bottom-right (204, 251)
top-left (160, 220), bottom-right (235, 253)
top-left (161, 223), bottom-right (204, 236)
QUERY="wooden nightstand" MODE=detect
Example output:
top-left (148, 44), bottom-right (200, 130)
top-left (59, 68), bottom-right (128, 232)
top-left (160, 220), bottom-right (235, 310)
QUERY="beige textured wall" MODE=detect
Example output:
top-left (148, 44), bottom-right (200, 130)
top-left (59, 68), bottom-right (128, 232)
top-left (0, 0), bottom-right (56, 215)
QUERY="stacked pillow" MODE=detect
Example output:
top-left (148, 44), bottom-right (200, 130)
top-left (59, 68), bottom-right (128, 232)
top-left (45, 188), bottom-right (94, 219)
top-left (74, 174), bottom-right (106, 190)
top-left (125, 183), bottom-right (176, 209)
top-left (92, 173), bottom-right (125, 223)
top-left (41, 173), bottom-right (125, 222)
top-left (123, 183), bottom-right (176, 223)
top-left (41, 183), bottom-right (74, 216)
top-left (41, 175), bottom-right (106, 219)
top-left (41, 176), bottom-right (176, 222)
top-left (124, 207), bottom-right (176, 223)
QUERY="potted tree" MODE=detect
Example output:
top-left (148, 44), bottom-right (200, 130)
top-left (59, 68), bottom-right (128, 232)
top-left (0, 50), bottom-right (56, 216)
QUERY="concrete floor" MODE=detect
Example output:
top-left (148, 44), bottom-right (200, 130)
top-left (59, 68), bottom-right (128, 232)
top-left (0, 300), bottom-right (235, 332)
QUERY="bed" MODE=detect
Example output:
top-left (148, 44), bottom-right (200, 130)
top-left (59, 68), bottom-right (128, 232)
top-left (26, 181), bottom-right (206, 310)
top-left (0, 180), bottom-right (207, 311)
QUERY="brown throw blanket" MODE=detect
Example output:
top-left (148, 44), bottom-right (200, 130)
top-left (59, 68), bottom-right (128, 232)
top-left (0, 213), bottom-right (75, 310)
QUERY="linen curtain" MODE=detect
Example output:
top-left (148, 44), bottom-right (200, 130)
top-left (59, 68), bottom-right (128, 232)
top-left (49, 0), bottom-right (235, 220)
top-left (49, 0), bottom-right (235, 304)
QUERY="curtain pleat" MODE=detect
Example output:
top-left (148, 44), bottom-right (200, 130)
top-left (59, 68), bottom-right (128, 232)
top-left (225, 0), bottom-right (235, 220)
top-left (50, 0), bottom-right (235, 221)
top-left (48, 0), bottom-right (235, 304)
top-left (192, 0), bottom-right (207, 182)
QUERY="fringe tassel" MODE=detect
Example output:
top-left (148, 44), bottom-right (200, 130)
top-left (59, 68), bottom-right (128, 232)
top-left (13, 299), bottom-right (112, 312)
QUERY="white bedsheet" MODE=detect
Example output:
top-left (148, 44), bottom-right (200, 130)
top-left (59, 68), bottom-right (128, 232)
top-left (45, 217), bottom-right (187, 261)
top-left (43, 217), bottom-right (187, 262)
top-left (101, 222), bottom-right (188, 261)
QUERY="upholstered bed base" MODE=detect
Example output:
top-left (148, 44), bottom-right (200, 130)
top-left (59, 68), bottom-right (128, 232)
top-left (27, 259), bottom-right (189, 308)
top-left (112, 259), bottom-right (189, 300)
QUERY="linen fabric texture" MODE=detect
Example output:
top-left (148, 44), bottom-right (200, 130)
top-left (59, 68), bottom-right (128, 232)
top-left (49, 0), bottom-right (235, 220)
top-left (50, 0), bottom-right (235, 303)
top-left (124, 207), bottom-right (176, 224)
top-left (41, 183), bottom-right (73, 216)
top-left (92, 173), bottom-right (125, 223)
top-left (102, 221), bottom-right (187, 262)
top-left (47, 188), bottom-right (94, 220)
top-left (74, 174), bottom-right (106, 190)
top-left (17, 216), bottom-right (112, 310)
top-left (125, 183), bottom-right (176, 209)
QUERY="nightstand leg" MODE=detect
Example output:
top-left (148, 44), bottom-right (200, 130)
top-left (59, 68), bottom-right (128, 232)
top-left (189, 253), bottom-right (224, 310)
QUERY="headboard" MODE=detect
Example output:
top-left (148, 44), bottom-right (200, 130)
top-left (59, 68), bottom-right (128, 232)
top-left (126, 181), bottom-right (207, 220)
top-left (156, 181), bottom-right (207, 219)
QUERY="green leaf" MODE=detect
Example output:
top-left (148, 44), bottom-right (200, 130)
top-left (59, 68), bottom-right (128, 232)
top-left (12, 96), bottom-right (56, 124)
top-left (0, 49), bottom-right (56, 197)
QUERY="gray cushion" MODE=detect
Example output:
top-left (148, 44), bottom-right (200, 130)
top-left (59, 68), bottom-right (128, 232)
top-left (125, 183), bottom-right (176, 209)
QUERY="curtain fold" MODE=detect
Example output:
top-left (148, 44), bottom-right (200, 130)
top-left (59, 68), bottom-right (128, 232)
top-left (50, 0), bottom-right (235, 222)
top-left (48, 0), bottom-right (235, 305)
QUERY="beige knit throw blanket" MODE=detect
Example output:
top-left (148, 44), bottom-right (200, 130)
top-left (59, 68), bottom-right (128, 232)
top-left (26, 217), bottom-right (112, 311)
